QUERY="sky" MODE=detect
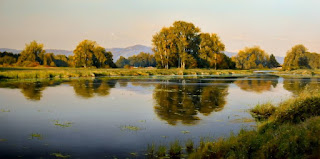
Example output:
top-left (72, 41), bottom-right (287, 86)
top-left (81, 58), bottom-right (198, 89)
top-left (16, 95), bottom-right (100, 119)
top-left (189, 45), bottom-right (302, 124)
top-left (0, 0), bottom-right (320, 57)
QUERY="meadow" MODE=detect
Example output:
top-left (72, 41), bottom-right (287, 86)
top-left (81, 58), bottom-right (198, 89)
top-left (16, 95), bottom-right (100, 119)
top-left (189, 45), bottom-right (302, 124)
top-left (1, 67), bottom-right (320, 80)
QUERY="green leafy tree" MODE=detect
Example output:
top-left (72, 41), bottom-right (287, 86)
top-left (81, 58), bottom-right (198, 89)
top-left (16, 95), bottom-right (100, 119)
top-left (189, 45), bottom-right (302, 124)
top-left (152, 21), bottom-right (200, 69)
top-left (73, 40), bottom-right (115, 68)
top-left (198, 33), bottom-right (226, 69)
top-left (54, 55), bottom-right (68, 67)
top-left (115, 56), bottom-right (129, 68)
top-left (43, 53), bottom-right (56, 66)
top-left (18, 40), bottom-right (45, 66)
top-left (268, 54), bottom-right (280, 68)
top-left (73, 40), bottom-right (96, 67)
top-left (283, 45), bottom-right (308, 70)
top-left (233, 46), bottom-right (270, 69)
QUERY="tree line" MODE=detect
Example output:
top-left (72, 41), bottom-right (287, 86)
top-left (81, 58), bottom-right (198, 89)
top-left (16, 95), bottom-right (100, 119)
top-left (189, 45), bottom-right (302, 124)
top-left (0, 20), bottom-right (319, 70)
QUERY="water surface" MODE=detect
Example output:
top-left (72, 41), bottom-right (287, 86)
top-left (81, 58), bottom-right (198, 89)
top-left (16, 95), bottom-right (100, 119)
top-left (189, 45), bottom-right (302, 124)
top-left (0, 76), bottom-right (319, 158)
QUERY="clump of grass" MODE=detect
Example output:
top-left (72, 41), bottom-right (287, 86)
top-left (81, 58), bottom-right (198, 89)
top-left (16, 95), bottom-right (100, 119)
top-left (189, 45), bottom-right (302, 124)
top-left (185, 139), bottom-right (194, 154)
top-left (169, 140), bottom-right (182, 158)
top-left (250, 102), bottom-right (276, 121)
top-left (156, 145), bottom-right (167, 158)
top-left (50, 152), bottom-right (70, 158)
top-left (30, 133), bottom-right (43, 140)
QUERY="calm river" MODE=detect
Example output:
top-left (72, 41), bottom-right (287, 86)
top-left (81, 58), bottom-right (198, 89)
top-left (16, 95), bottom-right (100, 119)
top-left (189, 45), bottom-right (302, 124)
top-left (0, 75), bottom-right (319, 158)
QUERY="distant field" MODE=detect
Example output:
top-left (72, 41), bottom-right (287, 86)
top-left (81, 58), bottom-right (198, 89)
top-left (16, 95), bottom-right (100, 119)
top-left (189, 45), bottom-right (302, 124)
top-left (0, 67), bottom-right (319, 80)
top-left (0, 67), bottom-right (253, 79)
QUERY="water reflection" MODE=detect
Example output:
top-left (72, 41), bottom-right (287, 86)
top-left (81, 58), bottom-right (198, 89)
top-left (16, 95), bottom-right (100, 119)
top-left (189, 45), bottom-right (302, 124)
top-left (0, 80), bottom-right (62, 100)
top-left (234, 76), bottom-right (279, 93)
top-left (283, 78), bottom-right (320, 95)
top-left (153, 80), bottom-right (229, 125)
top-left (69, 79), bottom-right (117, 98)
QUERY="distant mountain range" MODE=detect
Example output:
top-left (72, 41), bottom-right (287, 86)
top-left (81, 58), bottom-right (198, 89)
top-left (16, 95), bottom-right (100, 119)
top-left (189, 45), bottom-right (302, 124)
top-left (0, 45), bottom-right (285, 64)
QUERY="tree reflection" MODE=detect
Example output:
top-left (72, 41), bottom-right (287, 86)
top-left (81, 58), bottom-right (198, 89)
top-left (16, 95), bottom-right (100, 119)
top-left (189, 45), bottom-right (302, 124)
top-left (70, 79), bottom-right (117, 98)
top-left (283, 78), bottom-right (320, 95)
top-left (0, 80), bottom-right (62, 100)
top-left (234, 76), bottom-right (279, 93)
top-left (153, 79), bottom-right (229, 125)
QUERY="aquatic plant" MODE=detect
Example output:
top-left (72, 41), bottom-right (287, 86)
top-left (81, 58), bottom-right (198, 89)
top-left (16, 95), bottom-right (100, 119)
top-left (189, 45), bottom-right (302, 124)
top-left (50, 153), bottom-right (70, 158)
top-left (169, 140), bottom-right (182, 158)
top-left (30, 133), bottom-right (43, 140)
top-left (120, 125), bottom-right (143, 131)
top-left (185, 139), bottom-right (194, 154)
top-left (52, 120), bottom-right (73, 128)
top-left (250, 102), bottom-right (276, 121)
top-left (181, 130), bottom-right (190, 134)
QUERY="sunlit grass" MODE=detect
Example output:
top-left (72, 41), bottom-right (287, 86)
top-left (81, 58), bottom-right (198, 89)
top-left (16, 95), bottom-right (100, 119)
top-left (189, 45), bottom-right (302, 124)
top-left (0, 67), bottom-right (253, 80)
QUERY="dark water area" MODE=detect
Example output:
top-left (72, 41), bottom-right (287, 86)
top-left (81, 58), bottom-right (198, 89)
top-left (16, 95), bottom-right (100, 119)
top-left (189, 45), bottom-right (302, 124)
top-left (0, 76), bottom-right (319, 158)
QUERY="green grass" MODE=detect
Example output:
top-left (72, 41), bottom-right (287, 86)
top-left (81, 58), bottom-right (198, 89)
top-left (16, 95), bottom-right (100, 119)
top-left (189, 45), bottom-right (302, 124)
top-left (274, 69), bottom-right (320, 77)
top-left (146, 86), bottom-right (320, 158)
top-left (0, 67), bottom-right (253, 80)
top-left (250, 102), bottom-right (276, 121)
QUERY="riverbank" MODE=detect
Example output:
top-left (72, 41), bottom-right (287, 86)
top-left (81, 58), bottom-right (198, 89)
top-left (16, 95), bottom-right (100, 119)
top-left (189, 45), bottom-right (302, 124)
top-left (0, 67), bottom-right (319, 80)
top-left (146, 87), bottom-right (320, 158)
top-left (0, 67), bottom-right (253, 79)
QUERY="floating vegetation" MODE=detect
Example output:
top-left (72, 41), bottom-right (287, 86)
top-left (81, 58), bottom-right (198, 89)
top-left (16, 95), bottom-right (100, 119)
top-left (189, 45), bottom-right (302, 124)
top-left (130, 152), bottom-right (138, 156)
top-left (161, 136), bottom-right (167, 138)
top-left (0, 109), bottom-right (10, 112)
top-left (181, 130), bottom-right (190, 134)
top-left (50, 153), bottom-right (70, 158)
top-left (30, 133), bottom-right (43, 140)
top-left (52, 120), bottom-right (73, 128)
top-left (138, 120), bottom-right (146, 123)
top-left (229, 117), bottom-right (255, 123)
top-left (120, 125), bottom-right (143, 131)
top-left (0, 138), bottom-right (7, 142)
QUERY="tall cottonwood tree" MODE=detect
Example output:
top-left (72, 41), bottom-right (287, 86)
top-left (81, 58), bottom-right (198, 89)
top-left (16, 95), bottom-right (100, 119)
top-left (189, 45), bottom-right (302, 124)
top-left (283, 44), bottom-right (320, 70)
top-left (233, 46), bottom-right (270, 69)
top-left (199, 33), bottom-right (225, 69)
top-left (18, 40), bottom-right (46, 65)
top-left (152, 21), bottom-right (200, 69)
top-left (73, 40), bottom-right (115, 68)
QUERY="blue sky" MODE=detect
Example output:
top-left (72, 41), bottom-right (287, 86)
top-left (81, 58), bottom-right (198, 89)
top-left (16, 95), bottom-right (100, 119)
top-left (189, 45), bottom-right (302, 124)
top-left (0, 0), bottom-right (319, 56)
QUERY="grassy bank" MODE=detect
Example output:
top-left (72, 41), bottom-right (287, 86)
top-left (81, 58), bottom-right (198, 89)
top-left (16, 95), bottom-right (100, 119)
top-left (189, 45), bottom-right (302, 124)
top-left (274, 69), bottom-right (320, 77)
top-left (0, 67), bottom-right (252, 80)
top-left (147, 87), bottom-right (320, 159)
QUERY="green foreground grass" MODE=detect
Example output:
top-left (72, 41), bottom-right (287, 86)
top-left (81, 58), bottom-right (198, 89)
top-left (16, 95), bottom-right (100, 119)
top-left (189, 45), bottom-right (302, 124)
top-left (0, 67), bottom-right (253, 79)
top-left (147, 87), bottom-right (320, 159)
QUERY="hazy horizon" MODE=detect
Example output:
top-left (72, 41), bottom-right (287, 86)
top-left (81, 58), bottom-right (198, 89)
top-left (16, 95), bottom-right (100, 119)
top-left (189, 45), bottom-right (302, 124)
top-left (1, 0), bottom-right (320, 57)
